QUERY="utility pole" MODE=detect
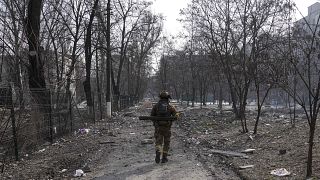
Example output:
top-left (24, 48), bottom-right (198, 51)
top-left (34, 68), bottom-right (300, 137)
top-left (106, 0), bottom-right (112, 118)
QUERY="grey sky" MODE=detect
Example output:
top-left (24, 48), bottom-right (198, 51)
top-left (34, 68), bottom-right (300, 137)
top-left (151, 0), bottom-right (320, 37)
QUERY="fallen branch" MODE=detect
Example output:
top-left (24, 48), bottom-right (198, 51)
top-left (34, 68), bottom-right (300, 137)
top-left (99, 141), bottom-right (116, 144)
top-left (209, 149), bottom-right (249, 158)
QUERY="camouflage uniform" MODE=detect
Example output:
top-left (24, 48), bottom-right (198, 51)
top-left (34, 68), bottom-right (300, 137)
top-left (151, 99), bottom-right (177, 155)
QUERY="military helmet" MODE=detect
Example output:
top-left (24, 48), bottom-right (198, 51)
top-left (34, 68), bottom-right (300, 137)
top-left (159, 91), bottom-right (171, 99)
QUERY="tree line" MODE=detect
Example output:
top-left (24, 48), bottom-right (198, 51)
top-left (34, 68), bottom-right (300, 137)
top-left (0, 0), bottom-right (163, 115)
top-left (155, 0), bottom-right (320, 178)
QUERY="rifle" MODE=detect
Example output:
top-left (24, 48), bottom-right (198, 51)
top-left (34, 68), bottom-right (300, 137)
top-left (138, 116), bottom-right (177, 121)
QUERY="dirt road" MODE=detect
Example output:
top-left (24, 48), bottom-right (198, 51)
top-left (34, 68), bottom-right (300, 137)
top-left (3, 103), bottom-right (319, 179)
top-left (1, 104), bottom-right (240, 179)
top-left (86, 107), bottom-right (240, 180)
top-left (92, 126), bottom-right (211, 179)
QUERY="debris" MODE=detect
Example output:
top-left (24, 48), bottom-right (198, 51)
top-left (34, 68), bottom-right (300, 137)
top-left (279, 149), bottom-right (287, 155)
top-left (141, 139), bottom-right (153, 144)
top-left (82, 165), bottom-right (91, 173)
top-left (60, 169), bottom-right (67, 173)
top-left (270, 168), bottom-right (291, 177)
top-left (265, 124), bottom-right (271, 126)
top-left (74, 169), bottom-right (86, 177)
top-left (108, 131), bottom-right (117, 137)
top-left (99, 141), bottom-right (116, 144)
top-left (275, 136), bottom-right (282, 139)
top-left (43, 142), bottom-right (51, 146)
top-left (248, 135), bottom-right (254, 141)
top-left (79, 128), bottom-right (90, 134)
top-left (196, 163), bottom-right (201, 166)
top-left (38, 149), bottom-right (45, 153)
top-left (209, 149), bottom-right (249, 158)
top-left (129, 132), bottom-right (136, 135)
top-left (239, 165), bottom-right (254, 169)
top-left (124, 112), bottom-right (135, 117)
top-left (93, 129), bottom-right (100, 134)
top-left (242, 149), bottom-right (256, 154)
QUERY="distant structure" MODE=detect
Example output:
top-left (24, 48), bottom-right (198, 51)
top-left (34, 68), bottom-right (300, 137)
top-left (295, 2), bottom-right (320, 35)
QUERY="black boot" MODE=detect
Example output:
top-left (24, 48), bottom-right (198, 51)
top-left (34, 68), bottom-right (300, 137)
top-left (155, 151), bottom-right (161, 163)
top-left (161, 153), bottom-right (168, 163)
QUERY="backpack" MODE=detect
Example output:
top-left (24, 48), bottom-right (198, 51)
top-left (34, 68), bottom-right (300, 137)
top-left (157, 101), bottom-right (170, 117)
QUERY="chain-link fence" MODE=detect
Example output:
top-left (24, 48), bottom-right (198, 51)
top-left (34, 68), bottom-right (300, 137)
top-left (0, 87), bottom-right (140, 169)
top-left (118, 95), bottom-right (139, 110)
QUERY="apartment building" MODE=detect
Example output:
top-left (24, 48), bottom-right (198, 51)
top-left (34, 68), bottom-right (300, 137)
top-left (295, 2), bottom-right (320, 35)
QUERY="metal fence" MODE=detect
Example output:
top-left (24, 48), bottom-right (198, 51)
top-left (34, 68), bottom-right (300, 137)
top-left (0, 87), bottom-right (140, 169)
top-left (117, 95), bottom-right (139, 111)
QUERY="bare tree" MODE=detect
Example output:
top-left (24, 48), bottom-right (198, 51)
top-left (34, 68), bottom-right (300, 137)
top-left (283, 10), bottom-right (320, 177)
top-left (181, 0), bottom-right (291, 132)
top-left (111, 0), bottom-right (152, 109)
top-left (0, 0), bottom-right (27, 107)
top-left (53, 0), bottom-right (86, 106)
top-left (131, 12), bottom-right (162, 98)
top-left (26, 0), bottom-right (47, 104)
top-left (83, 0), bottom-right (99, 119)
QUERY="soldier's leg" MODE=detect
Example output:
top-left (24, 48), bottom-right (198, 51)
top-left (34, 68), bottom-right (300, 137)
top-left (161, 127), bottom-right (171, 163)
top-left (154, 125), bottom-right (162, 152)
top-left (154, 125), bottom-right (162, 163)
top-left (163, 127), bottom-right (171, 154)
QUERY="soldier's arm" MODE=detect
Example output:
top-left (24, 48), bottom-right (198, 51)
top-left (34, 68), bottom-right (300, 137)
top-left (169, 104), bottom-right (181, 119)
top-left (169, 105), bottom-right (177, 116)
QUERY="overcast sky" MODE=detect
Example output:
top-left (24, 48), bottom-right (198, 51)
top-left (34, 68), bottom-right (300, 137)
top-left (151, 0), bottom-right (320, 37)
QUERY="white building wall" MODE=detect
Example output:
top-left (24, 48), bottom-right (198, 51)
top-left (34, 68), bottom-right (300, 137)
top-left (296, 2), bottom-right (320, 34)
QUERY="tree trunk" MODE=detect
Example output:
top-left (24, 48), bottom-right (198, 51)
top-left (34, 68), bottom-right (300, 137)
top-left (292, 72), bottom-right (297, 127)
top-left (106, 0), bottom-right (112, 118)
top-left (200, 83), bottom-right (203, 109)
top-left (186, 82), bottom-right (190, 106)
top-left (218, 83), bottom-right (223, 110)
top-left (84, 0), bottom-right (99, 119)
top-left (27, 0), bottom-right (46, 99)
top-left (96, 47), bottom-right (102, 120)
top-left (192, 87), bottom-right (195, 107)
top-left (306, 117), bottom-right (317, 177)
top-left (253, 105), bottom-right (261, 134)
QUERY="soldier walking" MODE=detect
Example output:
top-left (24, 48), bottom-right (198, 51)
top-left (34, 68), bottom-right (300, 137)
top-left (151, 91), bottom-right (178, 163)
